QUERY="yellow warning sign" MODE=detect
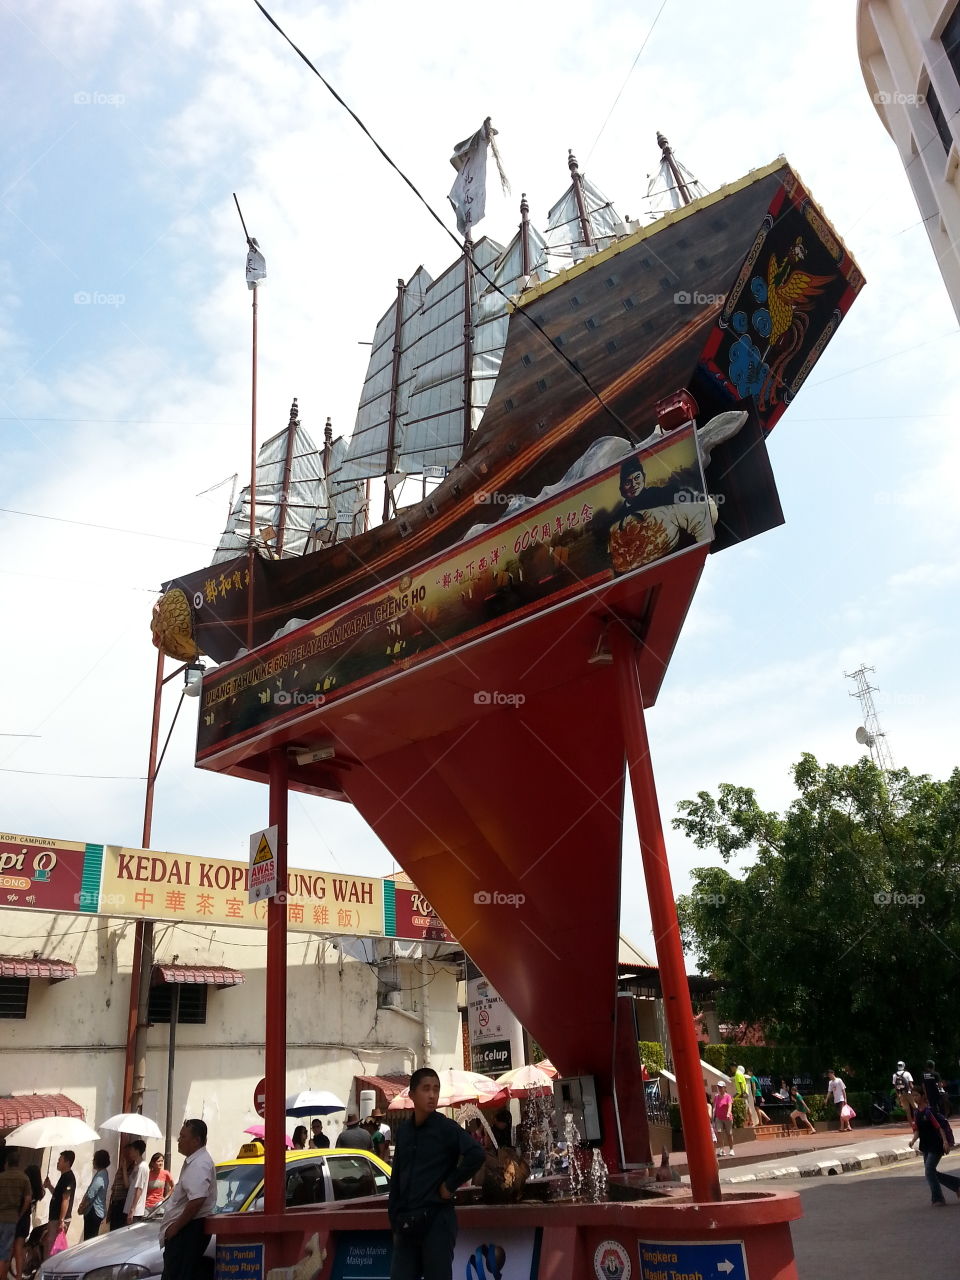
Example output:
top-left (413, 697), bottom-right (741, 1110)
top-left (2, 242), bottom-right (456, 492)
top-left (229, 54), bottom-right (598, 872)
top-left (248, 825), bottom-right (278, 904)
top-left (252, 834), bottom-right (273, 866)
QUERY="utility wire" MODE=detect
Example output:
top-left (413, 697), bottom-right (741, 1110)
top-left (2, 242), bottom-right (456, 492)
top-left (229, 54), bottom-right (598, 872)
top-left (0, 767), bottom-right (146, 779)
top-left (585, 0), bottom-right (670, 163)
top-left (251, 0), bottom-right (642, 444)
top-left (0, 506), bottom-right (210, 547)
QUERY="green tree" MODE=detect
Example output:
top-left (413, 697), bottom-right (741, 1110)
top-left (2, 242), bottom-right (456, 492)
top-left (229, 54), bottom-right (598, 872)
top-left (674, 754), bottom-right (960, 1081)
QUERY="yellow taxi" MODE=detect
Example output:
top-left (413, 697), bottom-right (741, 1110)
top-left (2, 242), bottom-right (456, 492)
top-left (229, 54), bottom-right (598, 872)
top-left (216, 1145), bottom-right (391, 1212)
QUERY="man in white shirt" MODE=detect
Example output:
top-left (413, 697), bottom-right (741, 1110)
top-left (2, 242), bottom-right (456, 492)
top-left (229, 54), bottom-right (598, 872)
top-left (827, 1070), bottom-right (852, 1132)
top-left (160, 1119), bottom-right (217, 1280)
top-left (123, 1143), bottom-right (149, 1224)
top-left (892, 1061), bottom-right (915, 1118)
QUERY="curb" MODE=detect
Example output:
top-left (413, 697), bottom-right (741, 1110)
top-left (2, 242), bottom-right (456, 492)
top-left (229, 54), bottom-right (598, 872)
top-left (718, 1144), bottom-right (918, 1185)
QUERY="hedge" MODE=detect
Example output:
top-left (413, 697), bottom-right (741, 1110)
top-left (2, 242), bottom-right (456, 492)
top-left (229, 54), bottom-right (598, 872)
top-left (701, 1043), bottom-right (821, 1084)
top-left (639, 1041), bottom-right (666, 1073)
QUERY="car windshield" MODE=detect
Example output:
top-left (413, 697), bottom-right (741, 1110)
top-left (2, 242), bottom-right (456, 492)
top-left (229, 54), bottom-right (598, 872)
top-left (214, 1164), bottom-right (264, 1214)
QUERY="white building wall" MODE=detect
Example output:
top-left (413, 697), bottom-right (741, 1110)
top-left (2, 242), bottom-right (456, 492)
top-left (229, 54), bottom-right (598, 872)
top-left (0, 909), bottom-right (461, 1244)
top-left (858, 0), bottom-right (960, 318)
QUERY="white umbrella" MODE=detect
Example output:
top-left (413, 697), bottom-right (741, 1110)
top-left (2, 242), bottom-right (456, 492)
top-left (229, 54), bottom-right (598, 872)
top-left (5, 1116), bottom-right (100, 1148)
top-left (99, 1113), bottom-right (163, 1140)
top-left (494, 1063), bottom-right (555, 1098)
top-left (285, 1090), bottom-right (345, 1117)
top-left (388, 1069), bottom-right (503, 1111)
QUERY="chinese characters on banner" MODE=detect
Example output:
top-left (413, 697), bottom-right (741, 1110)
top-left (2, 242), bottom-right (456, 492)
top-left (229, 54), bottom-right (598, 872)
top-left (0, 830), bottom-right (459, 945)
top-left (100, 846), bottom-right (384, 936)
top-left (196, 429), bottom-right (707, 764)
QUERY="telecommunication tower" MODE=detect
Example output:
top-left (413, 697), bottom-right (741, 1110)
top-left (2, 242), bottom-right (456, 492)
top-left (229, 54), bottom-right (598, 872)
top-left (845, 664), bottom-right (895, 772)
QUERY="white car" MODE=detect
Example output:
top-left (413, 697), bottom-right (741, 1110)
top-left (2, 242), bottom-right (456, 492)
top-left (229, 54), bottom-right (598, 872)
top-left (38, 1148), bottom-right (390, 1280)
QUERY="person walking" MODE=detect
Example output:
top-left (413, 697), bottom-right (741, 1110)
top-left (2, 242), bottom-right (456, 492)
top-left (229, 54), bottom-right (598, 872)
top-left (310, 1119), bottom-right (329, 1149)
top-left (337, 1115), bottom-right (373, 1150)
top-left (159, 1118), bottom-right (217, 1280)
top-left (371, 1110), bottom-right (393, 1163)
top-left (910, 1089), bottom-right (959, 1206)
top-left (387, 1066), bottom-right (486, 1280)
top-left (789, 1086), bottom-right (816, 1134)
top-left (922, 1061), bottom-right (940, 1109)
top-left (145, 1153), bottom-right (173, 1211)
top-left (893, 1060), bottom-right (915, 1120)
top-left (77, 1150), bottom-right (110, 1240)
top-left (826, 1070), bottom-right (850, 1130)
top-left (291, 1126), bottom-right (308, 1150)
top-left (747, 1070), bottom-right (772, 1125)
top-left (733, 1066), bottom-right (757, 1128)
top-left (0, 1149), bottom-right (31, 1280)
top-left (713, 1082), bottom-right (735, 1157)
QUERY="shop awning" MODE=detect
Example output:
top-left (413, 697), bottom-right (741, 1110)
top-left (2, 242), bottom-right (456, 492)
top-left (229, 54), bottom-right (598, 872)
top-left (0, 1094), bottom-right (84, 1128)
top-left (152, 964), bottom-right (245, 987)
top-left (355, 1073), bottom-right (410, 1108)
top-left (0, 956), bottom-right (77, 983)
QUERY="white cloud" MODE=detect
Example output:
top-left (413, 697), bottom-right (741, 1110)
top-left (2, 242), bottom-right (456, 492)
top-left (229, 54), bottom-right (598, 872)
top-left (2, 0), bottom-right (959, 971)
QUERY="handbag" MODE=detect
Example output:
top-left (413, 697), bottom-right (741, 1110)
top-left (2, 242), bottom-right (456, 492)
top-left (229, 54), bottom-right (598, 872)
top-left (50, 1230), bottom-right (69, 1256)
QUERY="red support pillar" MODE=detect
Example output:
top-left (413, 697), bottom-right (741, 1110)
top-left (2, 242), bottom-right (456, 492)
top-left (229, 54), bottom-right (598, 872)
top-left (264, 747), bottom-right (288, 1225)
top-left (610, 625), bottom-right (721, 1202)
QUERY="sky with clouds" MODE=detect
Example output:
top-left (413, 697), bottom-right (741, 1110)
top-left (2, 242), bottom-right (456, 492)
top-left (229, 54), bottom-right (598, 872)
top-left (2, 0), bottom-right (958, 963)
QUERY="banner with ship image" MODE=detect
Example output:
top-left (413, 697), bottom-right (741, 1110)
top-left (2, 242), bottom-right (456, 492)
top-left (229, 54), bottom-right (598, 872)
top-left (197, 425), bottom-right (710, 761)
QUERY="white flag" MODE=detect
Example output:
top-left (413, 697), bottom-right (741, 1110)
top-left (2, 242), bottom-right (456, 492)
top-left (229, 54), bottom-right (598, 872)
top-left (245, 240), bottom-right (266, 290)
top-left (448, 119), bottom-right (493, 236)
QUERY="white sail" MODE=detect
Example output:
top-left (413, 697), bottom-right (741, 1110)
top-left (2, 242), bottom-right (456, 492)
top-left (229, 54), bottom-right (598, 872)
top-left (338, 266), bottom-right (432, 485)
top-left (541, 173), bottom-right (624, 272)
top-left (473, 222), bottom-right (550, 417)
top-left (395, 237), bottom-right (503, 476)
top-left (644, 155), bottom-right (708, 218)
top-left (322, 432), bottom-right (368, 541)
top-left (211, 421), bottom-right (327, 563)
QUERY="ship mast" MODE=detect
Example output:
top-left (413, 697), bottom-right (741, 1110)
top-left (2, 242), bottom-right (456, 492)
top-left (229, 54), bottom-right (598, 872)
top-left (568, 150), bottom-right (594, 248)
top-left (519, 192), bottom-right (531, 276)
top-left (274, 397), bottom-right (299, 556)
top-left (383, 277), bottom-right (406, 522)
top-left (462, 230), bottom-right (475, 451)
top-left (656, 132), bottom-right (693, 206)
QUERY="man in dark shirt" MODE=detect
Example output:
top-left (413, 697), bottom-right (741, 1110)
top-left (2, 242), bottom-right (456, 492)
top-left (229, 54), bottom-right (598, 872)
top-left (388, 1067), bottom-right (485, 1280)
top-left (309, 1119), bottom-right (329, 1149)
top-left (922, 1060), bottom-right (949, 1112)
top-left (42, 1151), bottom-right (76, 1258)
top-left (337, 1116), bottom-right (373, 1150)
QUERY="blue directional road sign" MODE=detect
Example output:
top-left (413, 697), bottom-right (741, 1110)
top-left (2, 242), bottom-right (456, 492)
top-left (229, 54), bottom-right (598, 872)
top-left (638, 1239), bottom-right (748, 1280)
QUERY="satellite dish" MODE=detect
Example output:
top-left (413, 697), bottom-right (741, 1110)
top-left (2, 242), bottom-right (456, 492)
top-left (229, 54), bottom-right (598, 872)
top-left (855, 726), bottom-right (875, 747)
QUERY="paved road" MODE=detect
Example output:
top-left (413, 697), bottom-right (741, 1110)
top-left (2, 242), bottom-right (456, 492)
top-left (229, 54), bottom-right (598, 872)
top-left (789, 1153), bottom-right (960, 1279)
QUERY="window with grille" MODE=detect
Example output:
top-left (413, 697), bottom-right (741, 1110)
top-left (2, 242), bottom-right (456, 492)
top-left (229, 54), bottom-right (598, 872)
top-left (148, 983), bottom-right (207, 1024)
top-left (943, 4), bottom-right (960, 87)
top-left (0, 977), bottom-right (29, 1019)
top-left (926, 80), bottom-right (954, 155)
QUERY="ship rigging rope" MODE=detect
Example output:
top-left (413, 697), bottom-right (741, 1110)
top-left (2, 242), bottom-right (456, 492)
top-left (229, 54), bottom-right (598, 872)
top-left (585, 0), bottom-right (670, 163)
top-left (251, 0), bottom-right (642, 446)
